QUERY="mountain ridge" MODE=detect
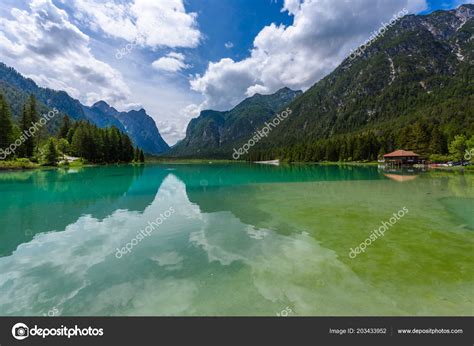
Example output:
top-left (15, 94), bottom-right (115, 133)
top-left (169, 5), bottom-right (473, 160)
top-left (83, 101), bottom-right (169, 154)
top-left (0, 63), bottom-right (169, 154)
top-left (170, 87), bottom-right (302, 157)
top-left (244, 4), bottom-right (474, 161)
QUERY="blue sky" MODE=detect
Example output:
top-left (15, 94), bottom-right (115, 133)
top-left (0, 0), bottom-right (471, 144)
top-left (185, 0), bottom-right (294, 72)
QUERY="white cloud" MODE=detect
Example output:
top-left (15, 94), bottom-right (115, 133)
top-left (224, 41), bottom-right (234, 49)
top-left (156, 121), bottom-right (183, 142)
top-left (126, 75), bottom-right (204, 145)
top-left (282, 0), bottom-right (303, 15)
top-left (190, 0), bottom-right (428, 111)
top-left (70, 0), bottom-right (201, 49)
top-left (0, 0), bottom-right (203, 145)
top-left (155, 103), bottom-right (201, 143)
top-left (181, 103), bottom-right (202, 120)
top-left (0, 0), bottom-right (132, 107)
top-left (152, 52), bottom-right (190, 72)
top-left (28, 73), bottom-right (82, 100)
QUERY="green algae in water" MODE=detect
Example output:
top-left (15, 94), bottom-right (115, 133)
top-left (439, 197), bottom-right (474, 230)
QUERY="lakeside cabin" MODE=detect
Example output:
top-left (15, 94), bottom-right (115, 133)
top-left (383, 150), bottom-right (421, 167)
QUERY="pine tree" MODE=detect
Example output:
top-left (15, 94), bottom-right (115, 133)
top-left (21, 95), bottom-right (39, 158)
top-left (45, 138), bottom-right (59, 166)
top-left (0, 94), bottom-right (14, 159)
top-left (67, 125), bottom-right (76, 144)
top-left (120, 135), bottom-right (134, 162)
top-left (411, 121), bottom-right (430, 155)
top-left (108, 127), bottom-right (121, 162)
top-left (367, 132), bottom-right (380, 161)
top-left (353, 136), bottom-right (364, 161)
top-left (134, 147), bottom-right (140, 162)
top-left (139, 149), bottom-right (145, 162)
top-left (17, 105), bottom-right (29, 158)
top-left (61, 120), bottom-right (135, 164)
top-left (58, 115), bottom-right (71, 139)
top-left (429, 126), bottom-right (446, 154)
top-left (28, 95), bottom-right (38, 124)
top-left (71, 124), bottom-right (87, 158)
top-left (397, 127), bottom-right (413, 150)
top-left (102, 130), bottom-right (111, 161)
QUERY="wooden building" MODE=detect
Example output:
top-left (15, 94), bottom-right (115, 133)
top-left (383, 150), bottom-right (421, 166)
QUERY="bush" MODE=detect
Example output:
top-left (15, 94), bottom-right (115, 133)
top-left (429, 154), bottom-right (452, 163)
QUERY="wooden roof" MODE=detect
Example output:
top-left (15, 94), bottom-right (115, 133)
top-left (384, 150), bottom-right (419, 158)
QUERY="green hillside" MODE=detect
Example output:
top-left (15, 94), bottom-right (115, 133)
top-left (247, 5), bottom-right (474, 162)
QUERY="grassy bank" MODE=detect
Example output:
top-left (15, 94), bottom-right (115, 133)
top-left (0, 158), bottom-right (153, 172)
top-left (0, 158), bottom-right (92, 171)
top-left (3, 157), bottom-right (472, 173)
top-left (0, 159), bottom-right (39, 170)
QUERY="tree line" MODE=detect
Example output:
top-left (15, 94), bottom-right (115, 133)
top-left (246, 119), bottom-right (474, 163)
top-left (58, 116), bottom-right (145, 164)
top-left (0, 93), bottom-right (145, 165)
top-left (0, 94), bottom-right (38, 154)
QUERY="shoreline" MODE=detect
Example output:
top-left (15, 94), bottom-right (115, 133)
top-left (0, 160), bottom-right (145, 172)
top-left (1, 158), bottom-right (472, 173)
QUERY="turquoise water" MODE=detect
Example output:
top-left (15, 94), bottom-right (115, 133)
top-left (0, 164), bottom-right (472, 316)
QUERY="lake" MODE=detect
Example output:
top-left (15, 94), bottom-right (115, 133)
top-left (0, 164), bottom-right (472, 316)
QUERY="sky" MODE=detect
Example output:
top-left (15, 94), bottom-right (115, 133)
top-left (0, 0), bottom-right (472, 145)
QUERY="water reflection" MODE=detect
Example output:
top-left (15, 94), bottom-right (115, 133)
top-left (172, 163), bottom-right (385, 189)
top-left (384, 174), bottom-right (418, 182)
top-left (0, 173), bottom-right (402, 316)
top-left (0, 164), bottom-right (472, 316)
top-left (0, 165), bottom-right (168, 256)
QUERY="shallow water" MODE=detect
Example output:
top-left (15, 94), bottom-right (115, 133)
top-left (0, 164), bottom-right (472, 316)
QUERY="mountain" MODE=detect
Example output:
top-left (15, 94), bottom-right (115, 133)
top-left (81, 101), bottom-right (127, 133)
top-left (0, 63), bottom-right (86, 122)
top-left (247, 4), bottom-right (474, 161)
top-left (0, 63), bottom-right (169, 154)
top-left (86, 101), bottom-right (169, 155)
top-left (170, 87), bottom-right (302, 158)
